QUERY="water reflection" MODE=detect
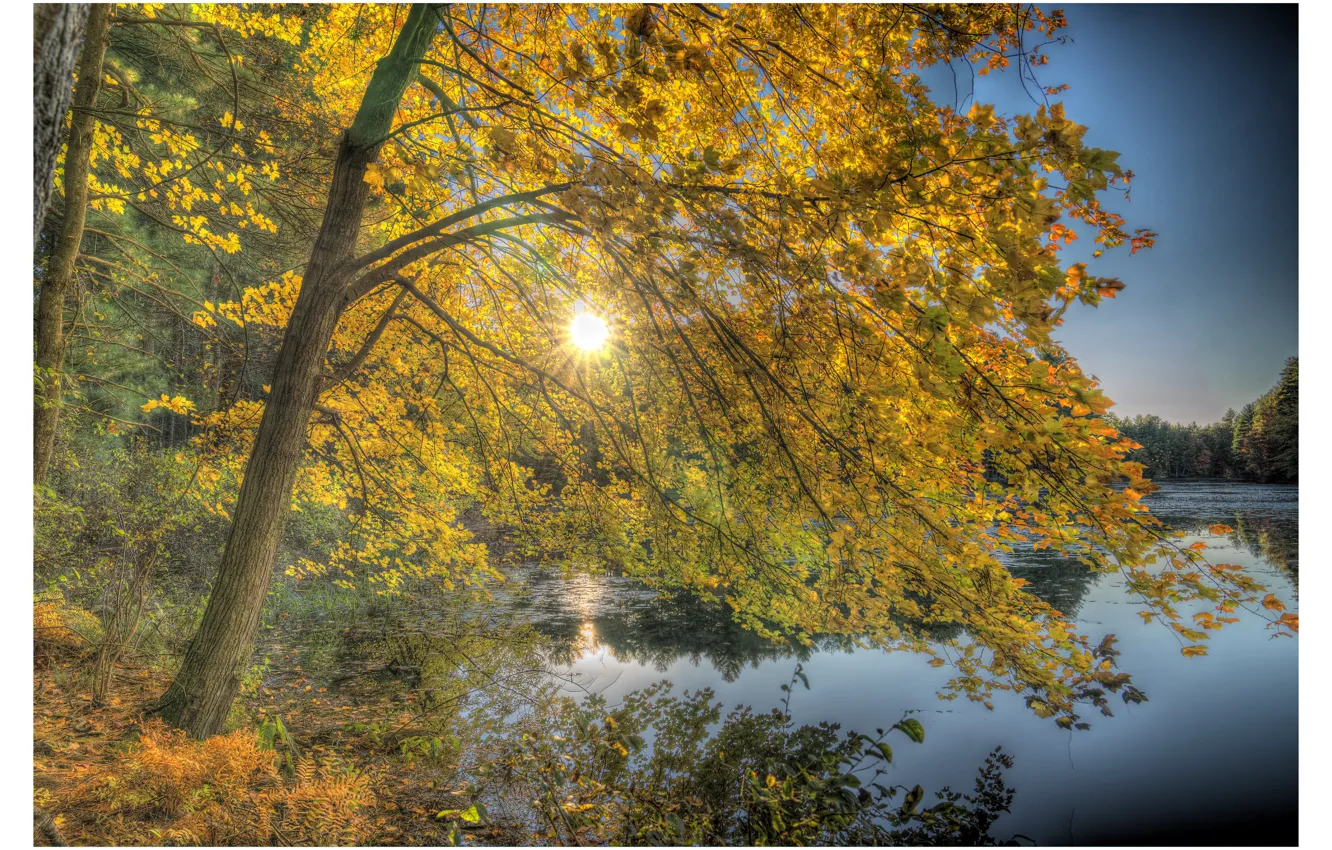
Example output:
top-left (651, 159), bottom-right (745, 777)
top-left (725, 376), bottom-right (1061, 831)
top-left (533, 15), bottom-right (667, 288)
top-left (1004, 551), bottom-right (1102, 619)
top-left (1145, 480), bottom-right (1298, 585)
top-left (509, 555), bottom-right (1100, 676)
top-left (495, 482), bottom-right (1297, 845)
top-left (292, 483), bottom-right (1294, 845)
top-left (527, 586), bottom-right (830, 679)
top-left (502, 486), bottom-right (1299, 698)
top-left (577, 621), bottom-right (598, 651)
top-left (1231, 512), bottom-right (1298, 585)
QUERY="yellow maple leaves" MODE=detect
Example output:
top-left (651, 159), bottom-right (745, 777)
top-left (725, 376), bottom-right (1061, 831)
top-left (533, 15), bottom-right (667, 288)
top-left (129, 2), bottom-right (1298, 732)
top-left (141, 394), bottom-right (196, 416)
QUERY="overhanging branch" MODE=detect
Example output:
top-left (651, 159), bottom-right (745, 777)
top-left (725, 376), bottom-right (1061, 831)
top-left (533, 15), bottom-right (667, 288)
top-left (346, 184), bottom-right (575, 274)
top-left (344, 211), bottom-right (576, 304)
top-left (323, 287), bottom-right (410, 387)
top-left (388, 275), bottom-right (609, 415)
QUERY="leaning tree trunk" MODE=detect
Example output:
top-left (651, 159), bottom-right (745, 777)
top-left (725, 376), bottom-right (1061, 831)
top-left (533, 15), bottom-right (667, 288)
top-left (34, 3), bottom-right (108, 485)
top-left (155, 4), bottom-right (438, 739)
top-left (33, 3), bottom-right (89, 243)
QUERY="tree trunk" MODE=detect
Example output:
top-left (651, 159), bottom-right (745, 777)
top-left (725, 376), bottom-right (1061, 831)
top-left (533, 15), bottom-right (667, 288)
top-left (33, 3), bottom-right (89, 243)
top-left (155, 4), bottom-right (437, 739)
top-left (34, 3), bottom-right (108, 485)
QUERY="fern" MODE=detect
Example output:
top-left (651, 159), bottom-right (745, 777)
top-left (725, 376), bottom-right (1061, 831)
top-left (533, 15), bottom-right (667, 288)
top-left (61, 721), bottom-right (375, 845)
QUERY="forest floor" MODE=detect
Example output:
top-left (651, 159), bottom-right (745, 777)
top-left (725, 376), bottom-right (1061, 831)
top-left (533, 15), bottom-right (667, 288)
top-left (32, 603), bottom-right (532, 847)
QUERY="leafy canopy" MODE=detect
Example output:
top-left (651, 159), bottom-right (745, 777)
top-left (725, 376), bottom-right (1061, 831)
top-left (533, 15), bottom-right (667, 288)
top-left (145, 3), bottom-right (1293, 725)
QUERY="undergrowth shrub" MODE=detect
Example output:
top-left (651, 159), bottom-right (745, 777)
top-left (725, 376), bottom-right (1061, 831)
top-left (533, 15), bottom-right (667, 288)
top-left (486, 676), bottom-right (1019, 846)
top-left (67, 721), bottom-right (375, 846)
top-left (33, 592), bottom-right (100, 666)
top-left (36, 441), bottom-right (219, 702)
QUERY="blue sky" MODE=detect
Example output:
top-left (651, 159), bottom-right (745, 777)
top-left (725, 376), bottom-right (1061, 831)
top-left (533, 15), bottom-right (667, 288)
top-left (924, 4), bottom-right (1297, 424)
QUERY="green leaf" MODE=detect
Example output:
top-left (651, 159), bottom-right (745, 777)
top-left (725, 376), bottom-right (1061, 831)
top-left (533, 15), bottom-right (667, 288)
top-left (903, 784), bottom-right (924, 813)
top-left (1085, 148), bottom-right (1122, 175)
top-left (893, 718), bottom-right (925, 744)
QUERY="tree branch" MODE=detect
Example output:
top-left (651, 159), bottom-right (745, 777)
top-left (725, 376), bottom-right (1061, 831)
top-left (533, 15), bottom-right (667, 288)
top-left (344, 211), bottom-right (576, 304)
top-left (324, 287), bottom-right (409, 387)
top-left (346, 184), bottom-right (574, 274)
top-left (389, 275), bottom-right (609, 414)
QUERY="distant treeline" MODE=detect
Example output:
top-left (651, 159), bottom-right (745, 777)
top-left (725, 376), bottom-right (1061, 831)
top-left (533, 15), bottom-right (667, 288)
top-left (1107, 357), bottom-right (1297, 482)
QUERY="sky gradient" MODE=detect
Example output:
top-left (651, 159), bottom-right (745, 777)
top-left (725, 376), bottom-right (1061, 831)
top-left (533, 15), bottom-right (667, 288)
top-left (923, 4), bottom-right (1298, 424)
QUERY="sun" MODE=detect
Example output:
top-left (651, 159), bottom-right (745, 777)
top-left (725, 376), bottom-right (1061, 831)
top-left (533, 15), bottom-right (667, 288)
top-left (569, 311), bottom-right (610, 351)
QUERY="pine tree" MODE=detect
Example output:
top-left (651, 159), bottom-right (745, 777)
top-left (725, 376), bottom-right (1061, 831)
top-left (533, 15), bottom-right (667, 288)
top-left (1268, 358), bottom-right (1298, 481)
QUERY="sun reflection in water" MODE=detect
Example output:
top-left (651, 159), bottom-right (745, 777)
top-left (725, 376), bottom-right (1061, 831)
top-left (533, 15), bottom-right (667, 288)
top-left (578, 621), bottom-right (601, 655)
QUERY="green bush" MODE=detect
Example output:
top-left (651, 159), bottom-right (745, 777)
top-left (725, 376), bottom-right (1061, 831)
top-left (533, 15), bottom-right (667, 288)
top-left (485, 671), bottom-right (1018, 846)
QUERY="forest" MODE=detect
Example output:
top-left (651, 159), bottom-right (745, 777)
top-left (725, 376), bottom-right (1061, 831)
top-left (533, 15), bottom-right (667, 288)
top-left (31, 4), bottom-right (1296, 846)
top-left (1108, 357), bottom-right (1298, 482)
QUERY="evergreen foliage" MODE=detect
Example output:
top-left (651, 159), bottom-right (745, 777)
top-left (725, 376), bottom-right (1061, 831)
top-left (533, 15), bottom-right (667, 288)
top-left (1110, 357), bottom-right (1297, 482)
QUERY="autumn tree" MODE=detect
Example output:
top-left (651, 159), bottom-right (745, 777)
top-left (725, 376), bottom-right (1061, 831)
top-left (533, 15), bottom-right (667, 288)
top-left (34, 3), bottom-right (310, 483)
top-left (34, 3), bottom-right (89, 239)
top-left (35, 3), bottom-right (109, 484)
top-left (154, 3), bottom-right (440, 736)
top-left (151, 3), bottom-right (1292, 738)
top-left (33, 2), bottom-right (323, 707)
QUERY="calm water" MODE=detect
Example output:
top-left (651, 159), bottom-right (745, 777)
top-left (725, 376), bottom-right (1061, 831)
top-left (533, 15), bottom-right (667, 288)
top-left (506, 482), bottom-right (1299, 845)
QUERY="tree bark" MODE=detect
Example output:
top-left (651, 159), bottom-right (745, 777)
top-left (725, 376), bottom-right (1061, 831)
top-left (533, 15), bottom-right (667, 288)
top-left (33, 3), bottom-right (89, 243)
top-left (154, 4), bottom-right (438, 739)
top-left (34, 3), bottom-right (108, 485)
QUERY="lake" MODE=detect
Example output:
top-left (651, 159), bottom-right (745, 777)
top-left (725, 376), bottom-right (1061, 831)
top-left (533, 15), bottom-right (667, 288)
top-left (503, 481), bottom-right (1298, 845)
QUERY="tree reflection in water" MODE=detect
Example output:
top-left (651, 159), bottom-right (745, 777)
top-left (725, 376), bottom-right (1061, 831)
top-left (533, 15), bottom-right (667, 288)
top-left (501, 483), bottom-right (1298, 687)
top-left (1144, 482), bottom-right (1298, 589)
top-left (538, 590), bottom-right (829, 680)
top-left (514, 561), bottom-right (1096, 677)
